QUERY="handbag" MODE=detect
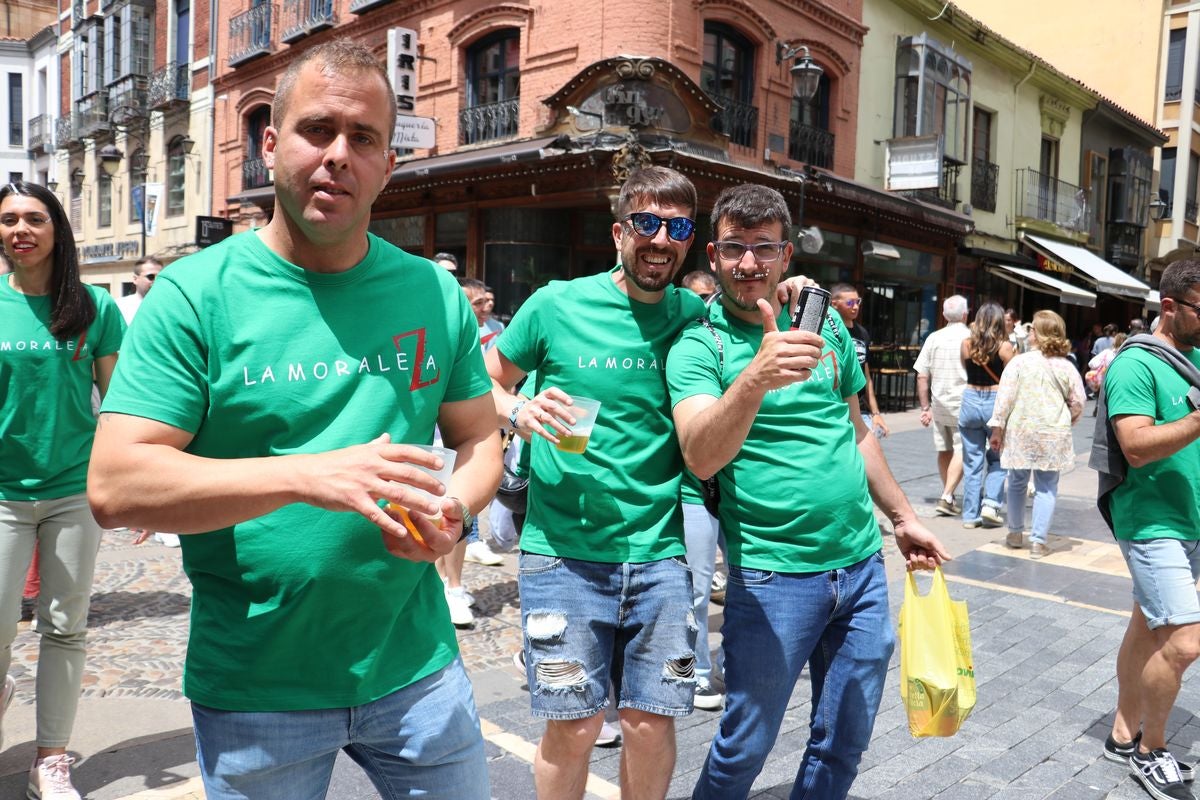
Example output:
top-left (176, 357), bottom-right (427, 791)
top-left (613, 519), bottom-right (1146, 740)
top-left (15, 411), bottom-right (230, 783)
top-left (494, 430), bottom-right (528, 514)
top-left (898, 567), bottom-right (976, 738)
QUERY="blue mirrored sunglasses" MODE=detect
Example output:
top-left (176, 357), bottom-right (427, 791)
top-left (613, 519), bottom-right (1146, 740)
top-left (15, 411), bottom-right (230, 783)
top-left (624, 212), bottom-right (696, 242)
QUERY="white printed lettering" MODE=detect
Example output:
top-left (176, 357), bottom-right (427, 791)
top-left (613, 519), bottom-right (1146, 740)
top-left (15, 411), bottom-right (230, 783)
top-left (335, 360), bottom-right (350, 376)
top-left (313, 362), bottom-right (329, 380)
top-left (243, 367), bottom-right (256, 386)
top-left (260, 366), bottom-right (275, 384)
top-left (288, 363), bottom-right (307, 381)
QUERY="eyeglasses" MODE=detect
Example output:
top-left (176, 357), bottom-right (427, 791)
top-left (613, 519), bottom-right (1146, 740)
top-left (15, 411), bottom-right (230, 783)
top-left (1168, 296), bottom-right (1200, 314)
top-left (713, 240), bottom-right (788, 263)
top-left (623, 212), bottom-right (695, 242)
top-left (843, 299), bottom-right (862, 308)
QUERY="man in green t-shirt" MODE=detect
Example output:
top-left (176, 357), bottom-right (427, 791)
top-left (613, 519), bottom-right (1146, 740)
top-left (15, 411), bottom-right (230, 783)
top-left (88, 41), bottom-right (499, 800)
top-left (666, 184), bottom-right (948, 800)
top-left (1103, 259), bottom-right (1200, 800)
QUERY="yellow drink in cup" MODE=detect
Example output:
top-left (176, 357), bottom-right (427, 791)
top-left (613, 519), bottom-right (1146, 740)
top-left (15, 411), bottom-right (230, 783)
top-left (380, 445), bottom-right (456, 547)
top-left (555, 397), bottom-right (602, 454)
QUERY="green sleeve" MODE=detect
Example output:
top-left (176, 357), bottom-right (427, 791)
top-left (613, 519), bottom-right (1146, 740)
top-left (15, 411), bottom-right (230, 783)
top-left (89, 288), bottom-right (126, 357)
top-left (495, 285), bottom-right (551, 374)
top-left (1105, 353), bottom-right (1157, 419)
top-left (666, 324), bottom-right (722, 407)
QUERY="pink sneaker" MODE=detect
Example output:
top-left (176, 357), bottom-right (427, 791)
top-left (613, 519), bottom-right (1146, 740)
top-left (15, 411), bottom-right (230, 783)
top-left (28, 754), bottom-right (81, 800)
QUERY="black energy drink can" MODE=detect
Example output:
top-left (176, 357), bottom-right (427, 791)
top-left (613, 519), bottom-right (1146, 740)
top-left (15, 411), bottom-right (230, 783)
top-left (790, 285), bottom-right (830, 334)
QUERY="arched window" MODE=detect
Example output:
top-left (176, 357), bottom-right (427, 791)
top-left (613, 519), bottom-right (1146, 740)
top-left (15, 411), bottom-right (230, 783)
top-left (789, 73), bottom-right (832, 168)
top-left (167, 135), bottom-right (186, 217)
top-left (461, 29), bottom-right (520, 144)
top-left (244, 105), bottom-right (271, 189)
top-left (702, 23), bottom-right (757, 147)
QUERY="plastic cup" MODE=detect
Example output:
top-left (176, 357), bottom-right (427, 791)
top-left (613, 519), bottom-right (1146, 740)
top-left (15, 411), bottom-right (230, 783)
top-left (384, 445), bottom-right (456, 540)
top-left (555, 396), bottom-right (602, 454)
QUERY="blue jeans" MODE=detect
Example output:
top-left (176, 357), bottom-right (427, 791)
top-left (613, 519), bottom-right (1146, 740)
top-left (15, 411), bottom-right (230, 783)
top-left (1119, 538), bottom-right (1200, 629)
top-left (683, 502), bottom-right (723, 687)
top-left (958, 388), bottom-right (1006, 523)
top-left (692, 551), bottom-right (894, 800)
top-left (191, 657), bottom-right (488, 800)
top-left (517, 552), bottom-right (696, 720)
top-left (1006, 469), bottom-right (1059, 544)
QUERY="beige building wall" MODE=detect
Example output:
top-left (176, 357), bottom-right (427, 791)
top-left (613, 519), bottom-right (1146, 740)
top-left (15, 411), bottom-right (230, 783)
top-left (951, 0), bottom-right (1161, 122)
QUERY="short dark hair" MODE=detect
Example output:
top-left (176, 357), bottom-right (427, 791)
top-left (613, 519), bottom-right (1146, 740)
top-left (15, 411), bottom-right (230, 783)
top-left (681, 270), bottom-right (716, 291)
top-left (433, 252), bottom-right (457, 267)
top-left (134, 256), bottom-right (163, 276)
top-left (1160, 259), bottom-right (1200, 304)
top-left (829, 283), bottom-right (857, 298)
top-left (459, 278), bottom-right (487, 293)
top-left (709, 184), bottom-right (791, 242)
top-left (0, 181), bottom-right (92, 341)
top-left (615, 166), bottom-right (697, 221)
top-left (273, 38), bottom-right (396, 142)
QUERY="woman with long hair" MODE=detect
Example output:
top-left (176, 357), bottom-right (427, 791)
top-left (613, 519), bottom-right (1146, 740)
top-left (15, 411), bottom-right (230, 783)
top-left (958, 302), bottom-right (1015, 528)
top-left (987, 310), bottom-right (1085, 558)
top-left (0, 181), bottom-right (124, 798)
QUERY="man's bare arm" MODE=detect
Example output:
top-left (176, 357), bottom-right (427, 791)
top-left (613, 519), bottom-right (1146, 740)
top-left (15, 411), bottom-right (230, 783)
top-left (1113, 412), bottom-right (1200, 468)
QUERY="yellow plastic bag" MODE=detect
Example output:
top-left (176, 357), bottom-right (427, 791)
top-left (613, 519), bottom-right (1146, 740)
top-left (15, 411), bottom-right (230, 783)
top-left (898, 567), bottom-right (976, 737)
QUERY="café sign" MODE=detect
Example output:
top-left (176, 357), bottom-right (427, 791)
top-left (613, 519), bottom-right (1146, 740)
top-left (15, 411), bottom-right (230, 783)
top-left (575, 82), bottom-right (691, 133)
top-left (82, 240), bottom-right (141, 264)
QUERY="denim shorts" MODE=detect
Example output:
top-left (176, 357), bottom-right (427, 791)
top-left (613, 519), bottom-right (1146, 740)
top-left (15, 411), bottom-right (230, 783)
top-left (1119, 538), bottom-right (1200, 629)
top-left (517, 552), bottom-right (697, 720)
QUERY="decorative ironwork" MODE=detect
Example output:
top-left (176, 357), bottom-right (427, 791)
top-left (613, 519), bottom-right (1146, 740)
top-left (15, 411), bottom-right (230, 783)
top-left (971, 158), bottom-right (999, 213)
top-left (908, 159), bottom-right (961, 210)
top-left (613, 57), bottom-right (655, 81)
top-left (56, 115), bottom-right (79, 150)
top-left (27, 114), bottom-right (52, 153)
top-left (349, 0), bottom-right (388, 13)
top-left (1166, 84), bottom-right (1182, 102)
top-left (229, 4), bottom-right (275, 67)
top-left (242, 157), bottom-right (271, 190)
top-left (76, 91), bottom-right (110, 138)
top-left (459, 97), bottom-right (519, 145)
top-left (108, 75), bottom-right (148, 122)
top-left (1015, 168), bottom-right (1090, 233)
top-left (148, 63), bottom-right (189, 110)
top-left (281, 0), bottom-right (336, 42)
top-left (787, 121), bottom-right (833, 168)
top-left (707, 93), bottom-right (758, 148)
top-left (1105, 222), bottom-right (1143, 268)
top-left (611, 133), bottom-right (651, 184)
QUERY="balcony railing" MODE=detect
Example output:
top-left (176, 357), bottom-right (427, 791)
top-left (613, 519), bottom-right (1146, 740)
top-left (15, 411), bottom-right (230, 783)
top-left (708, 94), bottom-right (758, 149)
top-left (971, 158), bottom-right (999, 213)
top-left (787, 121), bottom-right (833, 169)
top-left (281, 0), bottom-right (336, 42)
top-left (242, 156), bottom-right (271, 190)
top-left (1166, 84), bottom-right (1183, 102)
top-left (76, 91), bottom-right (110, 139)
top-left (459, 97), bottom-right (519, 145)
top-left (1105, 222), bottom-right (1143, 267)
top-left (27, 114), bottom-right (52, 153)
top-left (55, 115), bottom-right (79, 150)
top-left (108, 74), bottom-right (148, 121)
top-left (229, 4), bottom-right (275, 67)
top-left (349, 0), bottom-right (388, 12)
top-left (1015, 168), bottom-right (1090, 233)
top-left (908, 159), bottom-right (962, 210)
top-left (148, 63), bottom-right (189, 110)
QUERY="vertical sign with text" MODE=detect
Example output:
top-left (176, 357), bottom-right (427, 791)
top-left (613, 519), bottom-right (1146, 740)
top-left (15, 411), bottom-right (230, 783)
top-left (387, 27), bottom-right (435, 151)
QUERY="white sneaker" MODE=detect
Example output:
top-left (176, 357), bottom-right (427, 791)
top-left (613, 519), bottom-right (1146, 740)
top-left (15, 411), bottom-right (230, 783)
top-left (28, 754), bottom-right (81, 800)
top-left (0, 674), bottom-right (14, 750)
top-left (154, 533), bottom-right (181, 548)
top-left (980, 506), bottom-right (1003, 528)
top-left (464, 540), bottom-right (504, 566)
top-left (445, 587), bottom-right (474, 627)
top-left (595, 720), bottom-right (622, 748)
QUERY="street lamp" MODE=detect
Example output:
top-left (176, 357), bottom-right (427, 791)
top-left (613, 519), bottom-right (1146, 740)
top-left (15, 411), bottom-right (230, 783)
top-left (776, 42), bottom-right (824, 101)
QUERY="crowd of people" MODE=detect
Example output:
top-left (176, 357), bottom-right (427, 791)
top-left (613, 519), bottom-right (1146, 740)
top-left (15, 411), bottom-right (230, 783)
top-left (1, 37), bottom-right (1199, 800)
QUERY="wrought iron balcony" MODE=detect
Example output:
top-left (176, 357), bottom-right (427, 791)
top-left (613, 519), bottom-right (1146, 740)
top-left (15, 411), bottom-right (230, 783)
top-left (229, 4), bottom-right (275, 67)
top-left (1014, 168), bottom-right (1091, 233)
top-left (148, 63), bottom-right (189, 110)
top-left (1105, 222), bottom-right (1143, 268)
top-left (27, 114), bottom-right (52, 153)
top-left (349, 0), bottom-right (388, 12)
top-left (1166, 83), bottom-right (1182, 103)
top-left (970, 158), bottom-right (999, 213)
top-left (459, 97), bottom-right (519, 146)
top-left (707, 93), bottom-right (758, 149)
top-left (55, 115), bottom-right (79, 150)
top-left (242, 156), bottom-right (271, 190)
top-left (76, 91), bottom-right (110, 139)
top-left (281, 0), bottom-right (336, 41)
top-left (108, 74), bottom-right (148, 121)
top-left (787, 121), bottom-right (833, 168)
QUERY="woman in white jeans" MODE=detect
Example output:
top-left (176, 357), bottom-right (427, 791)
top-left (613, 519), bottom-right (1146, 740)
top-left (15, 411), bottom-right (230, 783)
top-left (0, 181), bottom-right (124, 799)
top-left (987, 310), bottom-right (1085, 559)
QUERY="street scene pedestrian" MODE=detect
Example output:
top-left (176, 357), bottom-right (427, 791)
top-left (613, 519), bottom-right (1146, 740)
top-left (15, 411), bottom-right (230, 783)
top-left (113, 256), bottom-right (163, 327)
top-left (914, 294), bottom-right (970, 516)
top-left (0, 180), bottom-right (125, 800)
top-left (832, 282), bottom-right (890, 438)
top-left (988, 310), bottom-right (1086, 559)
top-left (86, 40), bottom-right (501, 800)
top-left (960, 303), bottom-right (1014, 529)
top-left (667, 183), bottom-right (949, 800)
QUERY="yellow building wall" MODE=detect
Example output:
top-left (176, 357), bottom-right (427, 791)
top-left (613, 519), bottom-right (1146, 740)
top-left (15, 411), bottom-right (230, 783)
top-left (951, 0), bottom-right (1160, 122)
top-left (858, 0), bottom-right (1087, 245)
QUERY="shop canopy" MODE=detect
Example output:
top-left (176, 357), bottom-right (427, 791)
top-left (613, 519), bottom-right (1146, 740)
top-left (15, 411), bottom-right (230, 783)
top-left (987, 264), bottom-right (1096, 307)
top-left (1023, 234), bottom-right (1151, 300)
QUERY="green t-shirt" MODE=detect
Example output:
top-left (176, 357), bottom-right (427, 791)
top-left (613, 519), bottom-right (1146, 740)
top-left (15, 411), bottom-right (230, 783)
top-left (496, 267), bottom-right (706, 562)
top-left (101, 231), bottom-right (493, 711)
top-left (680, 468), bottom-right (705, 506)
top-left (1105, 346), bottom-right (1200, 541)
top-left (0, 281), bottom-right (124, 500)
top-left (666, 302), bottom-right (880, 572)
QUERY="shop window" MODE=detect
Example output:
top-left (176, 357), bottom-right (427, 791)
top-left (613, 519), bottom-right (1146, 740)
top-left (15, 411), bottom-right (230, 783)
top-left (788, 73), bottom-right (832, 167)
top-left (702, 22), bottom-right (757, 148)
top-left (893, 33), bottom-right (971, 164)
top-left (462, 29), bottom-right (520, 145)
top-left (166, 135), bottom-right (186, 217)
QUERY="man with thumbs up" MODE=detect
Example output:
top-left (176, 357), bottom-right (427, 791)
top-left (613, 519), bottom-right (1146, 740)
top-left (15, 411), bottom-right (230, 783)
top-left (666, 183), bottom-right (948, 800)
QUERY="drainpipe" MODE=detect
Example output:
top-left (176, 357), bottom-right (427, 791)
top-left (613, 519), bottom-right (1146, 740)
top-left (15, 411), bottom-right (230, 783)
top-left (1011, 60), bottom-right (1036, 232)
top-left (207, 0), bottom-right (218, 220)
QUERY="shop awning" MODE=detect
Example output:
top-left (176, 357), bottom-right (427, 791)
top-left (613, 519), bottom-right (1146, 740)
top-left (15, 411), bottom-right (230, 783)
top-left (1146, 289), bottom-right (1161, 313)
top-left (987, 264), bottom-right (1096, 307)
top-left (1022, 233), bottom-right (1151, 299)
top-left (391, 135), bottom-right (569, 182)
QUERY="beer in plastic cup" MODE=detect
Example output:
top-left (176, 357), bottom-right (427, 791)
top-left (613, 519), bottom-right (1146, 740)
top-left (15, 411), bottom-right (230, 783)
top-left (555, 397), bottom-right (602, 454)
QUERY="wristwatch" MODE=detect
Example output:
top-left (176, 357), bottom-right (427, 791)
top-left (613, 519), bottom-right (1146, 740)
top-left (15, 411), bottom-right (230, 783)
top-left (507, 399), bottom-right (527, 429)
top-left (448, 496), bottom-right (474, 541)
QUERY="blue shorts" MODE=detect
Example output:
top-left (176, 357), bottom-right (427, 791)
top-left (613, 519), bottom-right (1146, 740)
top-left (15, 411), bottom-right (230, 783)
top-left (517, 552), bottom-right (697, 720)
top-left (1119, 538), bottom-right (1200, 629)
